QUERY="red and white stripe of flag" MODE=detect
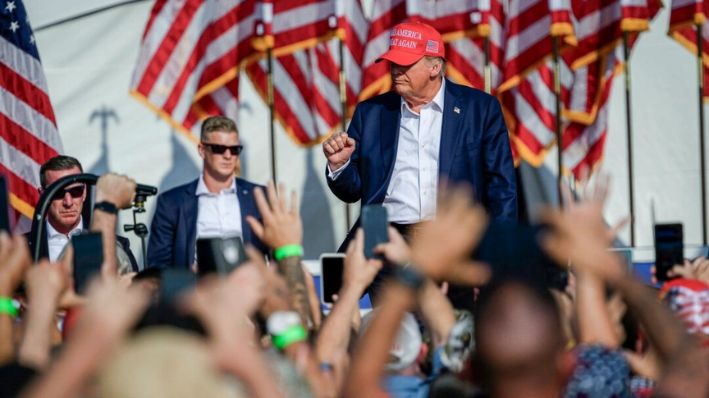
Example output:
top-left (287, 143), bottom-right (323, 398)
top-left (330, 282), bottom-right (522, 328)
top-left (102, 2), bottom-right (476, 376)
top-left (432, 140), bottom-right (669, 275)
top-left (0, 22), bottom-right (63, 222)
top-left (130, 0), bottom-right (261, 139)
top-left (444, 0), bottom-right (506, 93)
top-left (246, 0), bottom-right (367, 146)
top-left (669, 0), bottom-right (709, 99)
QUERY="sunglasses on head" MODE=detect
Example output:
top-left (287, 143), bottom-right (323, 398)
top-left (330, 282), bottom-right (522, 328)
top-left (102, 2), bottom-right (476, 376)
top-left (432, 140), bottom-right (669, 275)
top-left (202, 143), bottom-right (243, 155)
top-left (51, 185), bottom-right (85, 201)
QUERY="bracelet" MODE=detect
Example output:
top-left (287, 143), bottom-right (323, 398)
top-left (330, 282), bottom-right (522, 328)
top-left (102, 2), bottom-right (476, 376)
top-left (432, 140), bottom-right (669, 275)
top-left (94, 201), bottom-right (119, 215)
top-left (0, 297), bottom-right (18, 318)
top-left (273, 244), bottom-right (303, 261)
top-left (272, 324), bottom-right (307, 350)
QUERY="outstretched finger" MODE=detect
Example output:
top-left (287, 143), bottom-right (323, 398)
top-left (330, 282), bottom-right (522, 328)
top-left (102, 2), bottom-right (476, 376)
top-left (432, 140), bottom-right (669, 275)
top-left (266, 181), bottom-right (282, 215)
top-left (252, 187), bottom-right (274, 223)
top-left (289, 189), bottom-right (299, 216)
top-left (245, 215), bottom-right (265, 240)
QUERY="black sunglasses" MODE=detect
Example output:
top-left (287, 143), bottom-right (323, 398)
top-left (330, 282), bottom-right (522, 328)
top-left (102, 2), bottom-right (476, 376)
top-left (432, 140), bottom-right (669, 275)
top-left (51, 185), bottom-right (85, 201)
top-left (202, 143), bottom-right (243, 155)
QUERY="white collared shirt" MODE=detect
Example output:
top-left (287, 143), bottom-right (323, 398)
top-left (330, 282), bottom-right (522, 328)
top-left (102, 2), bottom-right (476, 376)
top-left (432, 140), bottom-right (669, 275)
top-left (195, 175), bottom-right (242, 240)
top-left (385, 79), bottom-right (445, 223)
top-left (46, 217), bottom-right (83, 262)
top-left (328, 80), bottom-right (445, 223)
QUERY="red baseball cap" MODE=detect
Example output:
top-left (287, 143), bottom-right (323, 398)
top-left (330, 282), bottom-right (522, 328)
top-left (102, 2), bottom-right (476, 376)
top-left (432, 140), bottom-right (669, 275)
top-left (376, 21), bottom-right (445, 66)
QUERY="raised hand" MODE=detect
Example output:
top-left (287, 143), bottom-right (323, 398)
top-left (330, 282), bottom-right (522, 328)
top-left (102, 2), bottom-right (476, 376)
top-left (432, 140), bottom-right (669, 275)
top-left (0, 233), bottom-right (31, 296)
top-left (374, 227), bottom-right (411, 265)
top-left (246, 181), bottom-right (302, 250)
top-left (409, 185), bottom-right (491, 286)
top-left (94, 173), bottom-right (136, 209)
top-left (322, 131), bottom-right (356, 171)
top-left (344, 229), bottom-right (383, 293)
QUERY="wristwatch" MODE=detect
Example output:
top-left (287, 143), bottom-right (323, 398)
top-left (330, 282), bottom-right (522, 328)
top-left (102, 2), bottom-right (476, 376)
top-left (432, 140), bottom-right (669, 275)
top-left (267, 311), bottom-right (307, 350)
top-left (394, 265), bottom-right (426, 291)
top-left (94, 201), bottom-right (118, 215)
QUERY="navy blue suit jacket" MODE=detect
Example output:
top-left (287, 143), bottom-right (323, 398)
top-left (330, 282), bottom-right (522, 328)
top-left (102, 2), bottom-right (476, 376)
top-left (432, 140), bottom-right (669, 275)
top-left (327, 79), bottom-right (517, 220)
top-left (146, 177), bottom-right (267, 269)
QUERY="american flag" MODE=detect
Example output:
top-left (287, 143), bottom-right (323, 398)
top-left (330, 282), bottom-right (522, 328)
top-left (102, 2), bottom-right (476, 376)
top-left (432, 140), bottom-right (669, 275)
top-left (130, 0), bottom-right (262, 139)
top-left (444, 0), bottom-right (506, 93)
top-left (668, 0), bottom-right (709, 100)
top-left (502, 0), bottom-right (661, 177)
top-left (0, 0), bottom-right (63, 222)
top-left (246, 0), bottom-right (367, 145)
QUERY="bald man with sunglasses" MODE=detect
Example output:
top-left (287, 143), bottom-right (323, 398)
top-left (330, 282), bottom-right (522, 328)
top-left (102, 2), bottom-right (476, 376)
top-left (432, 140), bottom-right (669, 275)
top-left (147, 116), bottom-right (268, 269)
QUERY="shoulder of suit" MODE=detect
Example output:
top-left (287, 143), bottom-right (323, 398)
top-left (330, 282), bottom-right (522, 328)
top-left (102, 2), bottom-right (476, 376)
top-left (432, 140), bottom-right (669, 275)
top-left (235, 177), bottom-right (263, 192)
top-left (358, 90), bottom-right (400, 109)
top-left (157, 179), bottom-right (199, 202)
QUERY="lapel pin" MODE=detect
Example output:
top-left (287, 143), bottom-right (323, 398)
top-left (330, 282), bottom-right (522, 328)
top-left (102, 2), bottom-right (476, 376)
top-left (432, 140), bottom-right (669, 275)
top-left (453, 106), bottom-right (460, 114)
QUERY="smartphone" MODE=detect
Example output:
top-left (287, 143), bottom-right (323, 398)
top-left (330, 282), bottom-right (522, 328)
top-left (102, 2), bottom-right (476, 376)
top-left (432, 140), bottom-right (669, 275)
top-left (320, 254), bottom-right (345, 304)
top-left (654, 223), bottom-right (683, 282)
top-left (196, 236), bottom-right (248, 277)
top-left (159, 268), bottom-right (197, 303)
top-left (71, 232), bottom-right (104, 295)
top-left (362, 205), bottom-right (388, 258)
top-left (0, 176), bottom-right (10, 233)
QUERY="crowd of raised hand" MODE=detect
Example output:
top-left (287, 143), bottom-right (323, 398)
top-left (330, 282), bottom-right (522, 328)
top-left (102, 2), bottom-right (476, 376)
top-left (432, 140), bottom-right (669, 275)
top-left (0, 173), bottom-right (706, 398)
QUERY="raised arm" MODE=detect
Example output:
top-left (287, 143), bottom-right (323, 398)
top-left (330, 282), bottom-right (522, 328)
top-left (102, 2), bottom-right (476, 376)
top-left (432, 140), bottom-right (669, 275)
top-left (246, 181), bottom-right (313, 329)
top-left (316, 229), bottom-right (381, 365)
top-left (91, 173), bottom-right (136, 278)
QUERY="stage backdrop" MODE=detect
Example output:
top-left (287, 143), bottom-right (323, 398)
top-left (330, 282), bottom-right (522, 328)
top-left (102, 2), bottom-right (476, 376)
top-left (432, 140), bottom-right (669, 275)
top-left (24, 0), bottom-right (707, 265)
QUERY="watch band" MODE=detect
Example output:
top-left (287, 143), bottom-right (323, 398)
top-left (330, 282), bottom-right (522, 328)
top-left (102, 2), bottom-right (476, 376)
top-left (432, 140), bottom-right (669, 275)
top-left (394, 265), bottom-right (426, 291)
top-left (94, 201), bottom-right (119, 215)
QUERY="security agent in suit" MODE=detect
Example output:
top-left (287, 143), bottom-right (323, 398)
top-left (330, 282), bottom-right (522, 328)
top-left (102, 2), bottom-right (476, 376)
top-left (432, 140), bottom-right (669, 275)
top-left (147, 116), bottom-right (267, 269)
top-left (26, 156), bottom-right (139, 272)
top-left (323, 21), bottom-right (517, 305)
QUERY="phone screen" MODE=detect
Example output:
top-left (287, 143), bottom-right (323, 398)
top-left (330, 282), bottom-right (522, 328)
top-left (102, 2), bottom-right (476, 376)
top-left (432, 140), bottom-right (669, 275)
top-left (0, 176), bottom-right (10, 233)
top-left (321, 255), bottom-right (345, 304)
top-left (196, 236), bottom-right (247, 277)
top-left (654, 223), bottom-right (683, 282)
top-left (72, 232), bottom-right (104, 295)
top-left (362, 205), bottom-right (388, 258)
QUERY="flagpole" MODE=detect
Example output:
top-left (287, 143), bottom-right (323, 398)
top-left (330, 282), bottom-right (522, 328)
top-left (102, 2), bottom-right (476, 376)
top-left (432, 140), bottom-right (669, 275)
top-left (622, 32), bottom-right (637, 247)
top-left (338, 36), bottom-right (352, 230)
top-left (552, 36), bottom-right (563, 208)
top-left (484, 37), bottom-right (491, 93)
top-left (266, 47), bottom-right (278, 183)
top-left (696, 22), bottom-right (707, 245)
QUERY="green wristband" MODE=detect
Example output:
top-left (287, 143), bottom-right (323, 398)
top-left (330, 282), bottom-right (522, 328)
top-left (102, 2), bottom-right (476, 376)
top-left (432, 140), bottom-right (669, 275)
top-left (272, 324), bottom-right (307, 350)
top-left (273, 244), bottom-right (303, 261)
top-left (0, 297), bottom-right (18, 318)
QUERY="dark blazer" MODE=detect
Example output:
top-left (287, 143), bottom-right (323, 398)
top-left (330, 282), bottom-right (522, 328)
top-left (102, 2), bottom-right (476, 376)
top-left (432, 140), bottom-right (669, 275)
top-left (327, 79), bottom-right (517, 221)
top-left (26, 223), bottom-right (139, 272)
top-left (146, 177), bottom-right (267, 269)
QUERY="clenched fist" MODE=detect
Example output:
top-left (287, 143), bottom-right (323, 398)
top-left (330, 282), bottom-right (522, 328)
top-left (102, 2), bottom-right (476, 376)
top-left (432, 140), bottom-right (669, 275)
top-left (322, 131), bottom-right (356, 171)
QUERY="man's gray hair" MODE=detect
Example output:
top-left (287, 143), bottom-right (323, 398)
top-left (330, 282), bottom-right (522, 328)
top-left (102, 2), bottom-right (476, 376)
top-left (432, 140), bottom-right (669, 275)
top-left (425, 56), bottom-right (446, 78)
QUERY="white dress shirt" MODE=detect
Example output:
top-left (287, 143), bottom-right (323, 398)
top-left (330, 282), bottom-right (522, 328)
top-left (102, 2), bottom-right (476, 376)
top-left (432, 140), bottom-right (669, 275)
top-left (195, 176), bottom-right (242, 239)
top-left (46, 217), bottom-right (83, 262)
top-left (329, 80), bottom-right (446, 224)
top-left (384, 80), bottom-right (445, 223)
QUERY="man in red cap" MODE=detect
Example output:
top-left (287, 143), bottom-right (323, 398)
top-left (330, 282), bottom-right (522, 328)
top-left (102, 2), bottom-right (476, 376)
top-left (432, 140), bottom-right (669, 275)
top-left (322, 21), bottom-right (516, 304)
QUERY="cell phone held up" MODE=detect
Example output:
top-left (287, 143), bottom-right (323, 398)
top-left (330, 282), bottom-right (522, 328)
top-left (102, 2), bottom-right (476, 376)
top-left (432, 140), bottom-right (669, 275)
top-left (196, 236), bottom-right (248, 277)
top-left (72, 232), bottom-right (104, 295)
top-left (320, 253), bottom-right (345, 304)
top-left (361, 205), bottom-right (388, 258)
top-left (654, 223), bottom-right (684, 282)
